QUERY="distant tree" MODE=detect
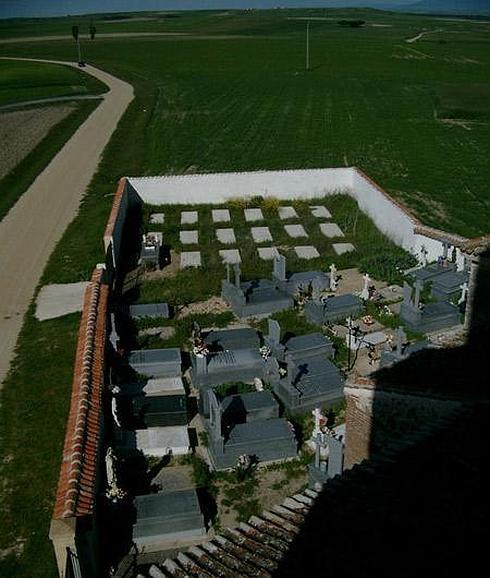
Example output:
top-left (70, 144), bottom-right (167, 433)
top-left (89, 24), bottom-right (96, 40)
top-left (71, 25), bottom-right (79, 41)
top-left (338, 20), bottom-right (366, 28)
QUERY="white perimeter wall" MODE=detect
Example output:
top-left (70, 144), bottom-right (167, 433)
top-left (128, 168), bottom-right (467, 269)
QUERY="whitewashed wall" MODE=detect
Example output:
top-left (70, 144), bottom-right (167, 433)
top-left (127, 168), bottom-right (467, 269)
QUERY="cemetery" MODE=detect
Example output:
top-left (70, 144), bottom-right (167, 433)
top-left (49, 168), bottom-right (482, 578)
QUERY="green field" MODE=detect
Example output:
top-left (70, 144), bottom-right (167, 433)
top-left (0, 8), bottom-right (489, 578)
top-left (0, 59), bottom-right (107, 106)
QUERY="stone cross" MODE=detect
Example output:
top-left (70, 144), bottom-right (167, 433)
top-left (360, 273), bottom-right (371, 301)
top-left (226, 262), bottom-right (231, 283)
top-left (268, 319), bottom-right (281, 346)
top-left (403, 282), bottom-right (412, 305)
top-left (233, 263), bottom-right (241, 288)
top-left (396, 326), bottom-right (407, 357)
top-left (312, 407), bottom-right (326, 437)
top-left (442, 241), bottom-right (449, 260)
top-left (208, 390), bottom-right (222, 439)
top-left (329, 263), bottom-right (337, 291)
top-left (109, 312), bottom-right (119, 350)
top-left (414, 279), bottom-right (422, 308)
top-left (111, 395), bottom-right (121, 427)
top-left (458, 282), bottom-right (468, 305)
top-left (420, 245), bottom-right (428, 267)
top-left (273, 254), bottom-right (286, 282)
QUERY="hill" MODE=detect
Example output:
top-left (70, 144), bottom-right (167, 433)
top-left (406, 0), bottom-right (490, 14)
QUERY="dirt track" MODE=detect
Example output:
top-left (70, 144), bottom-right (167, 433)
top-left (0, 57), bottom-right (133, 385)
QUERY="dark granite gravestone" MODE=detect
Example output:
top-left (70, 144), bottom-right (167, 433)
top-left (304, 293), bottom-right (363, 325)
top-left (400, 281), bottom-right (460, 333)
top-left (272, 355), bottom-right (344, 414)
top-left (133, 489), bottom-right (206, 552)
top-left (128, 348), bottom-right (182, 378)
top-left (221, 390), bottom-right (279, 426)
top-left (273, 255), bottom-right (330, 297)
top-left (129, 302), bottom-right (170, 319)
top-left (308, 433), bottom-right (344, 489)
top-left (205, 390), bottom-right (297, 470)
top-left (283, 332), bottom-right (335, 361)
top-left (221, 263), bottom-right (293, 318)
top-left (204, 327), bottom-right (260, 351)
top-left (430, 270), bottom-right (468, 302)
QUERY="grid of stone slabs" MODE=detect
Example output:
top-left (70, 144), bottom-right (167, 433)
top-left (285, 224), bottom-right (308, 238)
top-left (278, 206), bottom-right (298, 220)
top-left (212, 209), bottom-right (230, 223)
top-left (310, 205), bottom-right (332, 219)
top-left (333, 243), bottom-right (356, 255)
top-left (258, 247), bottom-right (280, 260)
top-left (180, 211), bottom-right (198, 225)
top-left (295, 246), bottom-right (320, 260)
top-left (180, 251), bottom-right (201, 268)
top-left (320, 223), bottom-right (344, 238)
top-left (219, 249), bottom-right (241, 264)
top-left (251, 226), bottom-right (273, 243)
top-left (179, 230), bottom-right (198, 244)
top-left (216, 228), bottom-right (236, 244)
top-left (244, 208), bottom-right (264, 222)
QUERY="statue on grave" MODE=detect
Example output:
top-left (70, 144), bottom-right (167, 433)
top-left (111, 395), bottom-right (121, 427)
top-left (312, 407), bottom-right (327, 437)
top-left (329, 263), bottom-right (338, 291)
top-left (360, 273), bottom-right (371, 301)
top-left (458, 282), bottom-right (468, 306)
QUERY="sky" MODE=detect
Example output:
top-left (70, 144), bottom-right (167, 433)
top-left (0, 0), bottom-right (416, 19)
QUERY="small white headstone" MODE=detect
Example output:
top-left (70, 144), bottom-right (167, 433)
top-left (320, 223), bottom-right (344, 238)
top-left (310, 205), bottom-right (332, 219)
top-left (216, 228), bottom-right (236, 244)
top-left (333, 243), bottom-right (355, 255)
top-left (219, 249), bottom-right (241, 264)
top-left (212, 209), bottom-right (231, 223)
top-left (251, 227), bottom-right (273, 243)
top-left (258, 247), bottom-right (280, 260)
top-left (244, 208), bottom-right (264, 222)
top-left (179, 230), bottom-right (198, 244)
top-left (295, 246), bottom-right (320, 259)
top-left (181, 211), bottom-right (198, 225)
top-left (285, 224), bottom-right (308, 238)
top-left (278, 206), bottom-right (298, 220)
top-left (180, 251), bottom-right (201, 268)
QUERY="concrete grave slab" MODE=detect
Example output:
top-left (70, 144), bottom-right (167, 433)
top-left (212, 209), bottom-right (231, 223)
top-left (35, 282), bottom-right (90, 321)
top-left (219, 249), bottom-right (241, 264)
top-left (179, 230), bottom-right (198, 244)
top-left (149, 213), bottom-right (165, 224)
top-left (251, 226), bottom-right (273, 243)
top-left (258, 247), bottom-right (280, 260)
top-left (216, 228), bottom-right (236, 244)
top-left (136, 426), bottom-right (190, 457)
top-left (278, 206), bottom-right (298, 220)
top-left (310, 205), bottom-right (332, 219)
top-left (294, 246), bottom-right (320, 260)
top-left (244, 208), bottom-right (264, 222)
top-left (181, 211), bottom-right (198, 225)
top-left (180, 251), bottom-right (201, 268)
top-left (285, 224), bottom-right (308, 238)
top-left (320, 223), bottom-right (345, 238)
top-left (333, 243), bottom-right (356, 255)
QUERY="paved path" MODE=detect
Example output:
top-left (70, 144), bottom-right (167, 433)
top-left (0, 57), bottom-right (134, 386)
top-left (406, 29), bottom-right (443, 43)
top-left (0, 93), bottom-right (103, 111)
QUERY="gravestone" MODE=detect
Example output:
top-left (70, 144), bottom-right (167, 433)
top-left (212, 209), bottom-right (231, 223)
top-left (272, 254), bottom-right (286, 281)
top-left (285, 224), bottom-right (308, 238)
top-left (149, 213), bottom-right (165, 224)
top-left (319, 223), bottom-right (344, 238)
top-left (310, 205), bottom-right (332, 219)
top-left (258, 247), bottom-right (280, 260)
top-left (294, 246), bottom-right (320, 260)
top-left (179, 230), bottom-right (198, 244)
top-left (244, 208), bottom-right (264, 222)
top-left (333, 243), bottom-right (355, 255)
top-left (180, 252), bottom-right (201, 268)
top-left (216, 228), bottom-right (236, 244)
top-left (129, 302), bottom-right (170, 319)
top-left (181, 211), bottom-right (198, 225)
top-left (251, 227), bottom-right (273, 243)
top-left (278, 206), bottom-right (298, 220)
top-left (219, 249), bottom-right (241, 264)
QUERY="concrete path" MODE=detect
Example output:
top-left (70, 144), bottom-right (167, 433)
top-left (0, 57), bottom-right (134, 386)
top-left (406, 29), bottom-right (443, 43)
top-left (0, 93), bottom-right (103, 111)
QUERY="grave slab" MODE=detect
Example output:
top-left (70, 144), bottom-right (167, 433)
top-left (35, 282), bottom-right (89, 321)
top-left (179, 230), bottom-right (198, 244)
top-left (295, 246), bottom-right (320, 260)
top-left (181, 211), bottom-right (198, 225)
top-left (180, 251), bottom-right (201, 268)
top-left (278, 206), bottom-right (298, 220)
top-left (244, 208), bottom-right (264, 222)
top-left (258, 247), bottom-right (280, 260)
top-left (219, 249), bottom-right (241, 264)
top-left (320, 223), bottom-right (345, 238)
top-left (333, 243), bottom-right (356, 255)
top-left (285, 224), bottom-right (308, 238)
top-left (149, 213), bottom-right (165, 224)
top-left (212, 209), bottom-right (231, 223)
top-left (310, 205), bottom-right (332, 219)
top-left (251, 226), bottom-right (273, 243)
top-left (216, 228), bottom-right (236, 244)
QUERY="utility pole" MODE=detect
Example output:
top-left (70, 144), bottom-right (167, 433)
top-left (306, 21), bottom-right (310, 71)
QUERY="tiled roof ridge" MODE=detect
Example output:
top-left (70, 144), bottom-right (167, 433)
top-left (143, 488), bottom-right (319, 578)
top-left (142, 411), bottom-right (463, 578)
top-left (103, 177), bottom-right (127, 242)
top-left (53, 267), bottom-right (109, 519)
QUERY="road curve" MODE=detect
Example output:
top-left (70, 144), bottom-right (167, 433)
top-left (0, 57), bottom-right (134, 385)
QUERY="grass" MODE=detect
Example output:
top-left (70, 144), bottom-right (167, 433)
top-left (0, 7), bottom-right (489, 576)
top-left (0, 59), bottom-right (107, 106)
top-left (0, 100), bottom-right (99, 222)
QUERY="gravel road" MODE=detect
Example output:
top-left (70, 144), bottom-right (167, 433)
top-left (0, 57), bottom-right (133, 386)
